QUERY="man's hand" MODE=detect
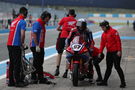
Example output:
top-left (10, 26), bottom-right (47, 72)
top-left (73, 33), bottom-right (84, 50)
top-left (22, 43), bottom-right (28, 49)
top-left (36, 46), bottom-right (40, 52)
top-left (57, 28), bottom-right (62, 31)
top-left (57, 25), bottom-right (62, 31)
top-left (22, 43), bottom-right (26, 48)
top-left (117, 51), bottom-right (122, 57)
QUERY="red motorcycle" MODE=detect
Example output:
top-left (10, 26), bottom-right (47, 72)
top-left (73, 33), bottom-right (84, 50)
top-left (66, 36), bottom-right (93, 86)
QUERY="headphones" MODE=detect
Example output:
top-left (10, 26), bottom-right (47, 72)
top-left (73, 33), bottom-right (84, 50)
top-left (41, 11), bottom-right (51, 20)
top-left (105, 24), bottom-right (110, 29)
top-left (19, 7), bottom-right (28, 18)
top-left (23, 10), bottom-right (28, 17)
top-left (100, 20), bottom-right (110, 29)
top-left (67, 14), bottom-right (76, 18)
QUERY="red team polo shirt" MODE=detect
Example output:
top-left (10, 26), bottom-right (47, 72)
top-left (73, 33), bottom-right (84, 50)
top-left (59, 16), bottom-right (77, 38)
top-left (7, 15), bottom-right (26, 46)
top-left (99, 27), bottom-right (122, 53)
top-left (30, 18), bottom-right (46, 48)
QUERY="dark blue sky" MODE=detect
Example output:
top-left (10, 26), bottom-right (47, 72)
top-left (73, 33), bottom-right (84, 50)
top-left (1, 0), bottom-right (135, 9)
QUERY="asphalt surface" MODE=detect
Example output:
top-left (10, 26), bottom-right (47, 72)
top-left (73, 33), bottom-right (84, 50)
top-left (0, 25), bottom-right (135, 90)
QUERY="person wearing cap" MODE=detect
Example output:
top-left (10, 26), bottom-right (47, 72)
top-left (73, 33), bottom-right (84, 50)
top-left (97, 20), bottom-right (126, 88)
top-left (30, 11), bottom-right (52, 84)
top-left (7, 7), bottom-right (28, 87)
top-left (54, 9), bottom-right (77, 76)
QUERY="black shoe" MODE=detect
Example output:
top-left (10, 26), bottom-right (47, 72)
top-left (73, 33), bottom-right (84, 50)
top-left (8, 83), bottom-right (15, 87)
top-left (54, 68), bottom-right (59, 76)
top-left (31, 79), bottom-right (38, 84)
top-left (39, 78), bottom-right (52, 84)
top-left (97, 81), bottom-right (108, 86)
top-left (96, 77), bottom-right (102, 82)
top-left (89, 79), bottom-right (94, 83)
top-left (63, 72), bottom-right (67, 78)
top-left (15, 82), bottom-right (28, 87)
top-left (88, 74), bottom-right (93, 83)
top-left (87, 73), bottom-right (93, 79)
top-left (120, 82), bottom-right (126, 88)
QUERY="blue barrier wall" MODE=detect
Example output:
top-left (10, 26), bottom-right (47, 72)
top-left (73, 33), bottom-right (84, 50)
top-left (0, 26), bottom-right (57, 34)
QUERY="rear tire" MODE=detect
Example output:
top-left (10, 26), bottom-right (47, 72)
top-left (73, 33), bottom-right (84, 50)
top-left (72, 63), bottom-right (79, 86)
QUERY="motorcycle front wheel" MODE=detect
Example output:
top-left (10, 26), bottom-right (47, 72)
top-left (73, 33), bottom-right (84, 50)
top-left (72, 63), bottom-right (79, 86)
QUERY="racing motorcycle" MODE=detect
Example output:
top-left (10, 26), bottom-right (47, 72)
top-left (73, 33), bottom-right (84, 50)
top-left (66, 36), bottom-right (93, 86)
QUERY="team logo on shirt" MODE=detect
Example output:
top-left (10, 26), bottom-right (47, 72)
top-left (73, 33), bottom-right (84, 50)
top-left (11, 20), bottom-right (18, 27)
top-left (68, 21), bottom-right (76, 25)
top-left (115, 32), bottom-right (119, 35)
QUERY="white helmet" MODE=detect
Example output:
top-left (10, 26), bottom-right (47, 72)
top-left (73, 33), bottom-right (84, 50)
top-left (76, 18), bottom-right (87, 27)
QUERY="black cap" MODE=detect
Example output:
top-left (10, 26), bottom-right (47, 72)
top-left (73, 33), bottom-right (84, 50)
top-left (41, 11), bottom-right (51, 20)
top-left (19, 7), bottom-right (28, 18)
top-left (99, 20), bottom-right (109, 27)
top-left (67, 9), bottom-right (76, 17)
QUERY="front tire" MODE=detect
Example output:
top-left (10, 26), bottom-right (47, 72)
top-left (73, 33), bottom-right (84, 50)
top-left (72, 63), bottom-right (79, 86)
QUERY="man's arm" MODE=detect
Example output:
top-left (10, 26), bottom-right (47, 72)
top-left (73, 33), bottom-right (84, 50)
top-left (57, 17), bottom-right (64, 31)
top-left (21, 30), bottom-right (25, 45)
top-left (32, 22), bottom-right (41, 52)
top-left (21, 20), bottom-right (26, 46)
top-left (32, 22), bottom-right (40, 46)
top-left (32, 32), bottom-right (38, 46)
top-left (99, 34), bottom-right (106, 53)
top-left (114, 30), bottom-right (122, 56)
top-left (115, 31), bottom-right (122, 51)
top-left (57, 25), bottom-right (62, 31)
top-left (65, 30), bottom-right (75, 47)
top-left (87, 31), bottom-right (95, 47)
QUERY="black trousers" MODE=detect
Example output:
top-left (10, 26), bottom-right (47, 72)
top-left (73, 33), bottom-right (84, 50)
top-left (30, 47), bottom-right (44, 80)
top-left (7, 46), bottom-right (23, 84)
top-left (93, 56), bottom-right (103, 79)
top-left (103, 51), bottom-right (125, 83)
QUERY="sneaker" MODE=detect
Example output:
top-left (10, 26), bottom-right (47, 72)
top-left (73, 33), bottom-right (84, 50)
top-left (97, 81), bottom-right (108, 86)
top-left (89, 79), bottom-right (94, 83)
top-left (87, 73), bottom-right (93, 79)
top-left (54, 68), bottom-right (59, 76)
top-left (8, 83), bottom-right (15, 87)
top-left (39, 78), bottom-right (52, 84)
top-left (96, 77), bottom-right (102, 82)
top-left (86, 73), bottom-right (93, 83)
top-left (63, 72), bottom-right (67, 78)
top-left (120, 82), bottom-right (126, 88)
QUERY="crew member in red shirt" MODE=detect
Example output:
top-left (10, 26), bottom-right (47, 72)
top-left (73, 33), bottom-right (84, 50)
top-left (54, 9), bottom-right (77, 76)
top-left (7, 7), bottom-right (28, 87)
top-left (97, 20), bottom-right (126, 88)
